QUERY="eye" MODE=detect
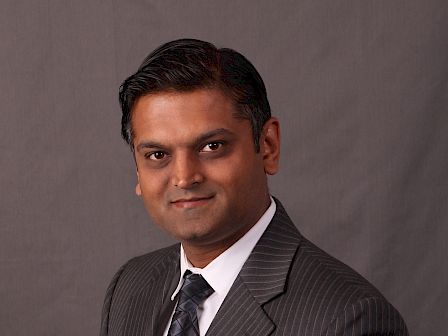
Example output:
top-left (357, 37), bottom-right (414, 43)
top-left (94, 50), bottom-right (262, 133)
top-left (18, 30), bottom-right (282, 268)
top-left (146, 151), bottom-right (167, 160)
top-left (201, 142), bottom-right (223, 152)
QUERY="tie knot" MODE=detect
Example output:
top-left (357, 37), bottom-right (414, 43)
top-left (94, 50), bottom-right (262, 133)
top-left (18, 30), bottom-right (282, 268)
top-left (167, 271), bottom-right (215, 335)
top-left (178, 271), bottom-right (214, 308)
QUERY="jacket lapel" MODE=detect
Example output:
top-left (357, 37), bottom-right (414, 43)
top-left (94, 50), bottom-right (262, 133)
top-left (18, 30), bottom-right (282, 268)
top-left (206, 199), bottom-right (302, 336)
top-left (123, 247), bottom-right (180, 336)
top-left (205, 275), bottom-right (275, 336)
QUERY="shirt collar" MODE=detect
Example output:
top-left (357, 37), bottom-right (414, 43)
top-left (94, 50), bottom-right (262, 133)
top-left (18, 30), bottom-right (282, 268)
top-left (170, 196), bottom-right (276, 300)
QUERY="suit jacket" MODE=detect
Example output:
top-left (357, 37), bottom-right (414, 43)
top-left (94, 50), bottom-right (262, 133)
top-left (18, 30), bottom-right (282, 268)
top-left (100, 199), bottom-right (408, 336)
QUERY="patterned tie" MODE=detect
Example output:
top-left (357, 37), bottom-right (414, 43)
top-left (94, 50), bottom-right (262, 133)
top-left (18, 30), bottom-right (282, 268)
top-left (167, 271), bottom-right (214, 336)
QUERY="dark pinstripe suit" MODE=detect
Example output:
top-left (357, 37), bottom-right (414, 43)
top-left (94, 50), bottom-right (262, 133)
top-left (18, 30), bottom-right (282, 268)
top-left (100, 199), bottom-right (408, 335)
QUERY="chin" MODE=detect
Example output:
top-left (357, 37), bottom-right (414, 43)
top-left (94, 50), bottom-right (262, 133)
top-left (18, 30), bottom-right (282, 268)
top-left (177, 228), bottom-right (218, 246)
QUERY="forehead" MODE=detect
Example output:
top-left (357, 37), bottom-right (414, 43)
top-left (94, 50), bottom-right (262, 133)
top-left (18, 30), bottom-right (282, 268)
top-left (131, 89), bottom-right (249, 145)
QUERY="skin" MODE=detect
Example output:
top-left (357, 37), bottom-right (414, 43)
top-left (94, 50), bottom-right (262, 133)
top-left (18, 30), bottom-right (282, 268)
top-left (131, 88), bottom-right (280, 268)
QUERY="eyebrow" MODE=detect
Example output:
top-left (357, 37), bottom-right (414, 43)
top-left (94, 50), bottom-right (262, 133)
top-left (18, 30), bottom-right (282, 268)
top-left (136, 128), bottom-right (236, 152)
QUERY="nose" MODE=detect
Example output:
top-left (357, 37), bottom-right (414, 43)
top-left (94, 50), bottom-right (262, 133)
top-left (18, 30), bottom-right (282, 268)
top-left (171, 152), bottom-right (204, 189)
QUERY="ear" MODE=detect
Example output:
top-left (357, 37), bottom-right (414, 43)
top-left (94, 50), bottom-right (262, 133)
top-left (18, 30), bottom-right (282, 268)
top-left (260, 117), bottom-right (280, 175)
top-left (135, 170), bottom-right (142, 196)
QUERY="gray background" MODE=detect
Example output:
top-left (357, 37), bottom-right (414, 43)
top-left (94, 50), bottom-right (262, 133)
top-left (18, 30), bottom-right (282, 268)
top-left (1, 1), bottom-right (447, 335)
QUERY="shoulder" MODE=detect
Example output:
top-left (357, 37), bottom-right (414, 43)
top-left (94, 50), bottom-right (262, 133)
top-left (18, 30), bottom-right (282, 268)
top-left (99, 244), bottom-right (180, 335)
top-left (293, 237), bottom-right (383, 300)
top-left (109, 243), bottom-right (180, 295)
top-left (124, 244), bottom-right (180, 274)
top-left (271, 236), bottom-right (408, 334)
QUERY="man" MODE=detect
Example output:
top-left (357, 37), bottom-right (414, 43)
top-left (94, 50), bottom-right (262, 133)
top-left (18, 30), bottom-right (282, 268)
top-left (100, 38), bottom-right (408, 336)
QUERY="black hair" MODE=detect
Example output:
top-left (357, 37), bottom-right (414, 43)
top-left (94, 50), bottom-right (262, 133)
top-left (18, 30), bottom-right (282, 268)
top-left (119, 38), bottom-right (271, 152)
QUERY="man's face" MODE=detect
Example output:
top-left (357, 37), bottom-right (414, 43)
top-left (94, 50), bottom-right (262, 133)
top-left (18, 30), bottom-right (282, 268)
top-left (131, 88), bottom-right (279, 250)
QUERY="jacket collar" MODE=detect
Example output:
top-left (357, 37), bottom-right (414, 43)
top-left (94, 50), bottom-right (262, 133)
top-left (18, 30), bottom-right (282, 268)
top-left (206, 198), bottom-right (302, 335)
top-left (240, 198), bottom-right (302, 305)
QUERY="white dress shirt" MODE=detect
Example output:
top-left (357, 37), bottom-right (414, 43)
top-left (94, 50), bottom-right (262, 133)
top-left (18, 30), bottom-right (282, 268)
top-left (162, 197), bottom-right (276, 336)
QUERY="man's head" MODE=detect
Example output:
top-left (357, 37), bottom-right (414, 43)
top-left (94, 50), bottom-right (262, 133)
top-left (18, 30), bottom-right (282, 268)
top-left (119, 38), bottom-right (271, 152)
top-left (118, 39), bottom-right (280, 263)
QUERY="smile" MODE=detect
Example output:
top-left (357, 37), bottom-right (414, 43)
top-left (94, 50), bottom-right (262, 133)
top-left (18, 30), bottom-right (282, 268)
top-left (170, 196), bottom-right (214, 209)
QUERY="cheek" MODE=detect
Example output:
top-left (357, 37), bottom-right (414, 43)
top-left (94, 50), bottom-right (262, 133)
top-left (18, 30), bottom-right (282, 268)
top-left (139, 170), bottom-right (168, 201)
top-left (204, 154), bottom-right (246, 189)
top-left (208, 154), bottom-right (261, 194)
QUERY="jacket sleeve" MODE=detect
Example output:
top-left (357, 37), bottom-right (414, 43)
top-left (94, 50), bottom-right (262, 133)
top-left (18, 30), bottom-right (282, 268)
top-left (321, 296), bottom-right (409, 336)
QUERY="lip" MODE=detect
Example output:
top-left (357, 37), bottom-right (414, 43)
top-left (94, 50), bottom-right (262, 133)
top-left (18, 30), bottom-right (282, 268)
top-left (170, 196), bottom-right (214, 209)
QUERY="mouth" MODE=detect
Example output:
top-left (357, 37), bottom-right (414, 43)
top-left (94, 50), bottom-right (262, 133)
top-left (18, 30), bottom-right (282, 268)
top-left (170, 195), bottom-right (214, 209)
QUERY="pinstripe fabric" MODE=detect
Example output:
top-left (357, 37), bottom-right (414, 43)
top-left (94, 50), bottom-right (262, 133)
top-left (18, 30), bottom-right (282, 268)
top-left (100, 199), bottom-right (408, 336)
top-left (100, 245), bottom-right (181, 336)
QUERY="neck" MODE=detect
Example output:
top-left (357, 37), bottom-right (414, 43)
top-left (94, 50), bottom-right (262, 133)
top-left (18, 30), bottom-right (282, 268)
top-left (182, 243), bottom-right (230, 268)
